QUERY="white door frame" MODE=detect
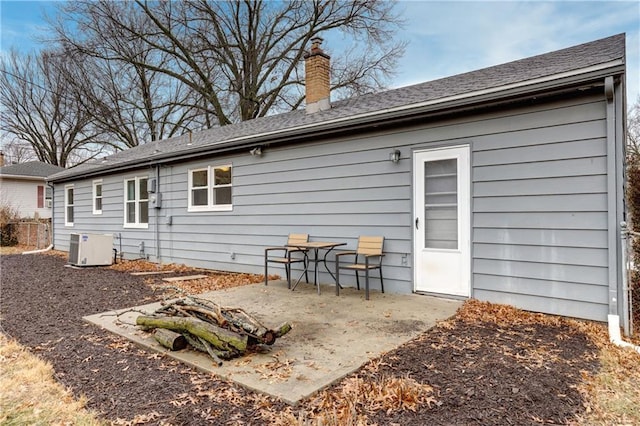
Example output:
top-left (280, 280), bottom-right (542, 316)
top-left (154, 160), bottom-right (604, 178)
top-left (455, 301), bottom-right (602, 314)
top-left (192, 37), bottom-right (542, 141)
top-left (413, 145), bottom-right (471, 297)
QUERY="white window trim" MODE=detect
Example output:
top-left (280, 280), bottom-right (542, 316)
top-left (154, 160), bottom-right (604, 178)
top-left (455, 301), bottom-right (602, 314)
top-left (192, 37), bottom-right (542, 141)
top-left (93, 179), bottom-right (103, 215)
top-left (123, 176), bottom-right (149, 229)
top-left (45, 186), bottom-right (53, 208)
top-left (188, 164), bottom-right (233, 212)
top-left (64, 184), bottom-right (74, 227)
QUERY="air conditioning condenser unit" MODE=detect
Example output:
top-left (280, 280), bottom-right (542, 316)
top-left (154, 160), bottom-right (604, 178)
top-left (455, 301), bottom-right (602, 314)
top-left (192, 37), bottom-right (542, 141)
top-left (68, 233), bottom-right (113, 266)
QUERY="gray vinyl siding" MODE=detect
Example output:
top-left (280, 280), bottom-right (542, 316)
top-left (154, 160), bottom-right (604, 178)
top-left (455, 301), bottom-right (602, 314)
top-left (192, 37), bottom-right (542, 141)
top-left (53, 92), bottom-right (612, 321)
top-left (54, 171), bottom-right (155, 259)
top-left (470, 94), bottom-right (609, 321)
top-left (151, 145), bottom-right (413, 293)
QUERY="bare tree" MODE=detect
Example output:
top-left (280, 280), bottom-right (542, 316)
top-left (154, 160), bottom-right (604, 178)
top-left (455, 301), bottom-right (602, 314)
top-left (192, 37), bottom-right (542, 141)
top-left (53, 1), bottom-right (203, 148)
top-left (628, 95), bottom-right (640, 164)
top-left (0, 50), bottom-right (108, 167)
top-left (62, 47), bottom-right (201, 148)
top-left (0, 137), bottom-right (36, 165)
top-left (52, 0), bottom-right (406, 127)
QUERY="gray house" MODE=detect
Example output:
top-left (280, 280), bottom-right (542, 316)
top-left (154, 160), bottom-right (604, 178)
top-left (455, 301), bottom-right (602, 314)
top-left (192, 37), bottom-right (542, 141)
top-left (49, 34), bottom-right (628, 324)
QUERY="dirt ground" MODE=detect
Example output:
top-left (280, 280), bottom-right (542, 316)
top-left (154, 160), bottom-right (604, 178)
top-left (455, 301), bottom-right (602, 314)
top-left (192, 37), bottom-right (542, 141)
top-left (1, 253), bottom-right (601, 425)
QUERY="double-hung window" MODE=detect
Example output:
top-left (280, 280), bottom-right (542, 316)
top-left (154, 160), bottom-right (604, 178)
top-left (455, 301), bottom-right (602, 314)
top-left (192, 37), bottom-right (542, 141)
top-left (188, 165), bottom-right (232, 212)
top-left (64, 185), bottom-right (74, 226)
top-left (45, 187), bottom-right (52, 208)
top-left (93, 180), bottom-right (103, 215)
top-left (124, 176), bottom-right (148, 228)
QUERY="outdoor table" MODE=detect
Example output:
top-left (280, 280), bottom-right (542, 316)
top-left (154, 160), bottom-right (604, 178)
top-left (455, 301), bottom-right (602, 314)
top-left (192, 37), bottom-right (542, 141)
top-left (286, 241), bottom-right (346, 295)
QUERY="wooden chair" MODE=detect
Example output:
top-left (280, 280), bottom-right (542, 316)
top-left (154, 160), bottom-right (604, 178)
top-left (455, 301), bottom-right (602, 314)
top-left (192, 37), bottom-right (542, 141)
top-left (335, 236), bottom-right (384, 300)
top-left (264, 234), bottom-right (309, 289)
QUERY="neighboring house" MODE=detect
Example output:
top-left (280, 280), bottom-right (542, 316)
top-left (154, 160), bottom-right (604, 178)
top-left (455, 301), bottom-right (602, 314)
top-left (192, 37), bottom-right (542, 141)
top-left (48, 34), bottom-right (628, 326)
top-left (0, 158), bottom-right (64, 219)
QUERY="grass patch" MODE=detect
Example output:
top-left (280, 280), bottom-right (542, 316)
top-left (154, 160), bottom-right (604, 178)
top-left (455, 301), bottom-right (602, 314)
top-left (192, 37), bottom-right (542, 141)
top-left (577, 338), bottom-right (640, 425)
top-left (0, 333), bottom-right (104, 426)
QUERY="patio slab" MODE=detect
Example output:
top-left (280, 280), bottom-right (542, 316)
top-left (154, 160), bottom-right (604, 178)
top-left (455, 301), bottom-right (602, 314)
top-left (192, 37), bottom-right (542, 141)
top-left (84, 280), bottom-right (462, 405)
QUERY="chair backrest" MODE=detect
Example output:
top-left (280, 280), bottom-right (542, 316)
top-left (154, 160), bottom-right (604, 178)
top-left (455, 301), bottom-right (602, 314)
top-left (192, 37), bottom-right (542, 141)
top-left (356, 236), bottom-right (384, 256)
top-left (287, 233), bottom-right (309, 245)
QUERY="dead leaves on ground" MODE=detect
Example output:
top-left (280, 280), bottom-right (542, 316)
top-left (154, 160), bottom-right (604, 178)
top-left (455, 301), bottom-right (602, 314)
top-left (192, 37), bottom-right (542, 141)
top-left (108, 258), bottom-right (280, 294)
top-left (152, 273), bottom-right (280, 295)
top-left (315, 375), bottom-right (437, 414)
top-left (112, 411), bottom-right (161, 425)
top-left (109, 259), bottom-right (194, 273)
top-left (268, 374), bottom-right (436, 426)
top-left (256, 353), bottom-right (295, 382)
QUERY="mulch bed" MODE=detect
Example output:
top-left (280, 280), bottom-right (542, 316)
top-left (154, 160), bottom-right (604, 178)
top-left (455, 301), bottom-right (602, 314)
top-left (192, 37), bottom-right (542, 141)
top-left (1, 253), bottom-right (600, 425)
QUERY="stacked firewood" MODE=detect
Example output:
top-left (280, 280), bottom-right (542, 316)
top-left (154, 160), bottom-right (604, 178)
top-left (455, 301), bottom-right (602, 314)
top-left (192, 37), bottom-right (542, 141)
top-left (136, 296), bottom-right (291, 365)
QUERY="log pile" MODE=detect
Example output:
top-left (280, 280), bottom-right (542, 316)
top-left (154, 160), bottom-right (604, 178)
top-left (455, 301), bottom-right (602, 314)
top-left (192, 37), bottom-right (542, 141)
top-left (136, 296), bottom-right (292, 364)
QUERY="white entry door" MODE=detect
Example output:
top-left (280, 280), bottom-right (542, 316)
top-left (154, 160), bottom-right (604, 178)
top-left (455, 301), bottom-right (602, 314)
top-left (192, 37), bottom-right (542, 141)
top-left (414, 146), bottom-right (470, 297)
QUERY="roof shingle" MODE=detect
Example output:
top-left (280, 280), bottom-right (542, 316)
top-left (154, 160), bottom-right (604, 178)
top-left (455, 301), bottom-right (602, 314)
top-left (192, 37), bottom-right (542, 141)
top-left (0, 161), bottom-right (65, 178)
top-left (49, 33), bottom-right (625, 182)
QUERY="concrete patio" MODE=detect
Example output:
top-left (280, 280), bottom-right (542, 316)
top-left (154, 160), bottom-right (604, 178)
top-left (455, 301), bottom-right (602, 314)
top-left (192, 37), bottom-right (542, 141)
top-left (84, 280), bottom-right (462, 405)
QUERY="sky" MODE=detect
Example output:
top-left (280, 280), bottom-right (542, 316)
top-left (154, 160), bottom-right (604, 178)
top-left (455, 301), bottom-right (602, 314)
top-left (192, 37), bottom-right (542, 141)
top-left (0, 0), bottom-right (638, 102)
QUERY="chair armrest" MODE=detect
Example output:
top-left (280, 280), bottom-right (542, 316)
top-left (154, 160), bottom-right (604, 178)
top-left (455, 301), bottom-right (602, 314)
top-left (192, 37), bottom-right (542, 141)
top-left (286, 247), bottom-right (309, 254)
top-left (265, 246), bottom-right (287, 254)
top-left (363, 253), bottom-right (385, 258)
top-left (335, 250), bottom-right (357, 258)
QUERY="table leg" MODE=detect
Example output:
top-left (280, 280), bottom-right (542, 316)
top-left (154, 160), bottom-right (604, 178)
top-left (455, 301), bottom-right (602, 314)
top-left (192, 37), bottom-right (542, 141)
top-left (321, 246), bottom-right (342, 288)
top-left (291, 253), bottom-right (311, 291)
top-left (314, 248), bottom-right (321, 295)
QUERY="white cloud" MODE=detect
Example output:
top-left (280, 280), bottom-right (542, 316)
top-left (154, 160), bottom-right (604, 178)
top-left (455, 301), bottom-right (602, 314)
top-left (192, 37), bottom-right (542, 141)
top-left (394, 1), bottom-right (639, 101)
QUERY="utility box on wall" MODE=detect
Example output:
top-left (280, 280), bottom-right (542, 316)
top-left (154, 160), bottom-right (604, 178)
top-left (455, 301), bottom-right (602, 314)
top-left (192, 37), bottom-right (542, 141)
top-left (68, 233), bottom-right (113, 266)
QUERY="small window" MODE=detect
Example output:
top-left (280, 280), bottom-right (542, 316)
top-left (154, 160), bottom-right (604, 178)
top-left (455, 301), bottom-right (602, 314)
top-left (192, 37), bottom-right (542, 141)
top-left (188, 165), bottom-right (232, 212)
top-left (37, 185), bottom-right (44, 208)
top-left (93, 180), bottom-right (103, 215)
top-left (65, 185), bottom-right (74, 226)
top-left (123, 176), bottom-right (148, 228)
top-left (45, 187), bottom-right (52, 208)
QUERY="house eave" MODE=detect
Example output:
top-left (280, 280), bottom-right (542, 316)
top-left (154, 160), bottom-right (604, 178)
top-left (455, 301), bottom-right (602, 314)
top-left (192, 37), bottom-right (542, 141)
top-left (0, 174), bottom-right (46, 181)
top-left (49, 60), bottom-right (625, 184)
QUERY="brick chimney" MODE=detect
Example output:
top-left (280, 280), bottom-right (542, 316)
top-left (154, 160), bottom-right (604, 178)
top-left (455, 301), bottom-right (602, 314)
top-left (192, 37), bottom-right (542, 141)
top-left (304, 37), bottom-right (331, 114)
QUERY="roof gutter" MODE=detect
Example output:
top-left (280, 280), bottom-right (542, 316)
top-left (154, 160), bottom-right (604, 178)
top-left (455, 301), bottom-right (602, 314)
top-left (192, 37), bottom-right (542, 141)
top-left (0, 174), bottom-right (48, 181)
top-left (49, 59), bottom-right (624, 184)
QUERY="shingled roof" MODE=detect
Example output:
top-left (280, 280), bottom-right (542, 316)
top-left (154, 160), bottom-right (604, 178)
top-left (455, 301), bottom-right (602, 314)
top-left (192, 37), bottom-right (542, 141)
top-left (0, 161), bottom-right (65, 179)
top-left (49, 33), bottom-right (625, 183)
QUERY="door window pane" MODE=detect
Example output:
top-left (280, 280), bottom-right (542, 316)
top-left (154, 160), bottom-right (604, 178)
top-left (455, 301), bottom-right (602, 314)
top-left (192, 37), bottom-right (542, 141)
top-left (424, 159), bottom-right (457, 249)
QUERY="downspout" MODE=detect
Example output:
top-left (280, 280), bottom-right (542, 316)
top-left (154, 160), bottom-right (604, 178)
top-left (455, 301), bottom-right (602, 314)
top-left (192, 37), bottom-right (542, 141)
top-left (47, 182), bottom-right (55, 249)
top-left (605, 76), bottom-right (639, 353)
top-left (608, 314), bottom-right (640, 354)
top-left (605, 77), bottom-right (618, 317)
top-left (22, 244), bottom-right (53, 255)
top-left (155, 164), bottom-right (160, 263)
